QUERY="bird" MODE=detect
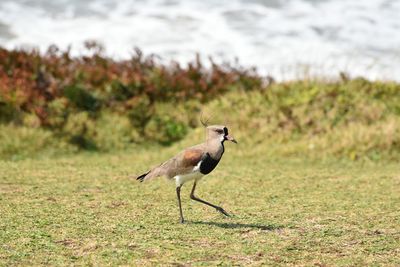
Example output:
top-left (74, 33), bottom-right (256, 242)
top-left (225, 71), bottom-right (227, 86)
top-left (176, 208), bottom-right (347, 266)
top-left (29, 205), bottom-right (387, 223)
top-left (136, 120), bottom-right (237, 223)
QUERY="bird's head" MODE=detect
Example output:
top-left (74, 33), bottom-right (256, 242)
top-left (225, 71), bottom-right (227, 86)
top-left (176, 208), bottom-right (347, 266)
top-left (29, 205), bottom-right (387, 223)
top-left (206, 125), bottom-right (237, 144)
top-left (200, 113), bottom-right (237, 144)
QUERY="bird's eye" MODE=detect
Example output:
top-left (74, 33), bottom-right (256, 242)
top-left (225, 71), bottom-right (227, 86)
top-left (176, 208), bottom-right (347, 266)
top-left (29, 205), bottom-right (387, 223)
top-left (216, 129), bottom-right (224, 134)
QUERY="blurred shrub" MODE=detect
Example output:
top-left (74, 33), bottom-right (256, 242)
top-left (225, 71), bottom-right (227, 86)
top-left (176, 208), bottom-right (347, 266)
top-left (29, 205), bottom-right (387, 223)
top-left (0, 44), bottom-right (261, 150)
top-left (92, 112), bottom-right (140, 151)
top-left (125, 95), bottom-right (153, 133)
top-left (144, 103), bottom-right (190, 145)
top-left (62, 112), bottom-right (97, 150)
top-left (63, 85), bottom-right (100, 112)
top-left (0, 44), bottom-right (400, 160)
top-left (0, 101), bottom-right (19, 123)
top-left (45, 97), bottom-right (69, 128)
top-left (206, 79), bottom-right (400, 161)
top-left (0, 124), bottom-right (74, 160)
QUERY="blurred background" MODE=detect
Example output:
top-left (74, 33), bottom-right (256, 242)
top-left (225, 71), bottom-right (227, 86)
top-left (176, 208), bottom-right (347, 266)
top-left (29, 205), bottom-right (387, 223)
top-left (1, 0), bottom-right (399, 81)
top-left (0, 0), bottom-right (399, 161)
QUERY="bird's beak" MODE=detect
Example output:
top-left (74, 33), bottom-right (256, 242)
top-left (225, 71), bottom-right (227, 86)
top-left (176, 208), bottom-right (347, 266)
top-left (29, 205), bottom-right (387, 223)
top-left (225, 135), bottom-right (238, 144)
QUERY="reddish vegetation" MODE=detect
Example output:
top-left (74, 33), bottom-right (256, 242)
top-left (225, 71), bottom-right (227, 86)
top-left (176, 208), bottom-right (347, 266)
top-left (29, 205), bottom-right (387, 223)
top-left (0, 42), bottom-right (263, 127)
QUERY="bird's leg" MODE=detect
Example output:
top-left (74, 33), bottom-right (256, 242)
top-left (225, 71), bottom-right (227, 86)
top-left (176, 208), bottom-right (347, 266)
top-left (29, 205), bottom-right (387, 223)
top-left (190, 181), bottom-right (230, 217)
top-left (176, 185), bottom-right (185, 223)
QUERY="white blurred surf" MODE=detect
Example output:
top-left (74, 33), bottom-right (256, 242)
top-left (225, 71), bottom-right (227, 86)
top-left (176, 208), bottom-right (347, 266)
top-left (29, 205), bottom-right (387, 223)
top-left (0, 0), bottom-right (399, 81)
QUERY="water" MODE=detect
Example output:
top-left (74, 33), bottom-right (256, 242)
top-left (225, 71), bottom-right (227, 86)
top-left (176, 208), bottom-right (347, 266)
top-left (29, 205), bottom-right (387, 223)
top-left (0, 0), bottom-right (399, 80)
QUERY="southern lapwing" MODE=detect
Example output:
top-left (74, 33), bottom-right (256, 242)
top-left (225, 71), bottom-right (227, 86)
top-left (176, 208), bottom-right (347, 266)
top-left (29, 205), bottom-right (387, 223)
top-left (136, 122), bottom-right (237, 223)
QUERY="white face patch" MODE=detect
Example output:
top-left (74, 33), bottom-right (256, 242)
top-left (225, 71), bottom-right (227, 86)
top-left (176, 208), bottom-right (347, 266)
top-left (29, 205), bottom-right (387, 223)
top-left (220, 134), bottom-right (225, 142)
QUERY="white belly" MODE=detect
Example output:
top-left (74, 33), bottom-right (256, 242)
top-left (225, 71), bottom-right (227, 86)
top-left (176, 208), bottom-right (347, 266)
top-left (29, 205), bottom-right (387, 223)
top-left (174, 171), bottom-right (204, 187)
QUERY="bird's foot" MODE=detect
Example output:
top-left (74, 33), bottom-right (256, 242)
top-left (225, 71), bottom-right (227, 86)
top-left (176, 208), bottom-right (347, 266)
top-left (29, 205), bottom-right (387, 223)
top-left (216, 206), bottom-right (230, 217)
top-left (180, 218), bottom-right (185, 224)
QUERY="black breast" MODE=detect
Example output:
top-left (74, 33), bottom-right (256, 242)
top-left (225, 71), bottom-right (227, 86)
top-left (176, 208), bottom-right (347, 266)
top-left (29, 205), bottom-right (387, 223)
top-left (199, 153), bottom-right (220, 175)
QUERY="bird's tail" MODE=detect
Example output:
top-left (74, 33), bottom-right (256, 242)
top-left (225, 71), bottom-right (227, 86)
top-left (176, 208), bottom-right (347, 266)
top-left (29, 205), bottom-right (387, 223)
top-left (136, 171), bottom-right (150, 182)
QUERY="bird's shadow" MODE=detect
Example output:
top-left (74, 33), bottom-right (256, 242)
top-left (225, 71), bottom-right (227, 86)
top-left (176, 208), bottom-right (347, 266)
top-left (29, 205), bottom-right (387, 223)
top-left (188, 220), bottom-right (283, 231)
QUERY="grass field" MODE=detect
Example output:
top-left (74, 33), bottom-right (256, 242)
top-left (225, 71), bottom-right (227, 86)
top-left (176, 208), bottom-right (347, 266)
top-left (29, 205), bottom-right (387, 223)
top-left (1, 142), bottom-right (399, 266)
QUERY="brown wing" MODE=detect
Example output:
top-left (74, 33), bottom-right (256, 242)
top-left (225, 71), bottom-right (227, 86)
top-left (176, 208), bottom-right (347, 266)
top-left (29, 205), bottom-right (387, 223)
top-left (181, 149), bottom-right (203, 168)
top-left (165, 148), bottom-right (204, 178)
top-left (139, 147), bottom-right (204, 181)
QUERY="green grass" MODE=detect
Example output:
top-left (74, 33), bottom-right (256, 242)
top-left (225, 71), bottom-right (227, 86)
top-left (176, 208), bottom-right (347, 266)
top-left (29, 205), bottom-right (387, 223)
top-left (1, 144), bottom-right (399, 266)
